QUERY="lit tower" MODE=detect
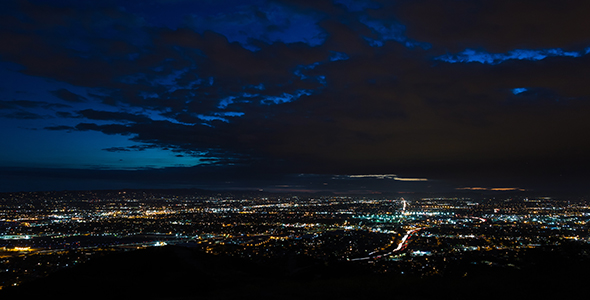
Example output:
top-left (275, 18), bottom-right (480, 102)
top-left (400, 197), bottom-right (408, 215)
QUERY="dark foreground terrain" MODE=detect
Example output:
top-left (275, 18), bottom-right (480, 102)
top-left (1, 244), bottom-right (588, 300)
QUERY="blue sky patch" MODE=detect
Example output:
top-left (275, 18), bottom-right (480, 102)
top-left (261, 89), bottom-right (312, 105)
top-left (437, 48), bottom-right (585, 65)
top-left (330, 51), bottom-right (350, 61)
top-left (512, 88), bottom-right (528, 95)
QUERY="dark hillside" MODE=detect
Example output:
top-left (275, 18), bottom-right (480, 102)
top-left (2, 244), bottom-right (588, 299)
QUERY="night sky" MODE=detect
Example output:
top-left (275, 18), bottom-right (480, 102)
top-left (1, 0), bottom-right (590, 193)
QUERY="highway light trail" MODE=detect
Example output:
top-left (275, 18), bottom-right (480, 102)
top-left (349, 228), bottom-right (423, 261)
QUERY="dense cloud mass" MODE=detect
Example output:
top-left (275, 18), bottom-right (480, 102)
top-left (391, 0), bottom-right (590, 53)
top-left (1, 0), bottom-right (590, 192)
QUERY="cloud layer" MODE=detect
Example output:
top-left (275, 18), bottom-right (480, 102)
top-left (1, 0), bottom-right (590, 191)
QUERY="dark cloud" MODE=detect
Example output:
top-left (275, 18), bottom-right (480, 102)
top-left (102, 147), bottom-right (131, 152)
top-left (184, 1), bottom-right (328, 48)
top-left (103, 145), bottom-right (160, 152)
top-left (388, 0), bottom-right (590, 53)
top-left (73, 122), bottom-right (131, 135)
top-left (1, 110), bottom-right (49, 119)
top-left (76, 109), bottom-right (152, 123)
top-left (55, 111), bottom-right (77, 118)
top-left (45, 125), bottom-right (75, 131)
top-left (50, 89), bottom-right (88, 103)
top-left (274, 0), bottom-right (346, 14)
top-left (0, 100), bottom-right (70, 110)
top-left (2, 0), bottom-right (590, 192)
top-left (0, 1), bottom-right (152, 88)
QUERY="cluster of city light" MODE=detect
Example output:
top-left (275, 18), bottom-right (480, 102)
top-left (1, 191), bottom-right (589, 289)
